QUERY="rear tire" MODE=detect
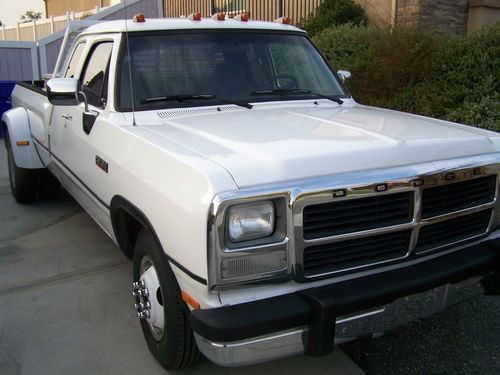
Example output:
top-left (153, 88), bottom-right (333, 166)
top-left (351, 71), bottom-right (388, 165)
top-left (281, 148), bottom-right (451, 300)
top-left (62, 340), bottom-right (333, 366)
top-left (37, 169), bottom-right (61, 200)
top-left (5, 133), bottom-right (37, 203)
top-left (133, 229), bottom-right (202, 370)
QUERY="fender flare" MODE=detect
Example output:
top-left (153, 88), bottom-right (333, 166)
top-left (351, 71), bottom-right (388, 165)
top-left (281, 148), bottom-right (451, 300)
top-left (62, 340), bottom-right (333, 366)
top-left (2, 107), bottom-right (44, 169)
top-left (110, 195), bottom-right (207, 285)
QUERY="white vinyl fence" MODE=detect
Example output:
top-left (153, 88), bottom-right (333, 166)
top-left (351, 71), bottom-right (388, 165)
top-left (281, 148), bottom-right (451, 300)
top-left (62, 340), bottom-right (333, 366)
top-left (0, 0), bottom-right (162, 81)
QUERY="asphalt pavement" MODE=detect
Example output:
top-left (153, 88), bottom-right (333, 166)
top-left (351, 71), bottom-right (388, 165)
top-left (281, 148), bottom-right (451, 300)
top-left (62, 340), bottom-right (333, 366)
top-left (341, 291), bottom-right (500, 374)
top-left (0, 141), bottom-right (364, 374)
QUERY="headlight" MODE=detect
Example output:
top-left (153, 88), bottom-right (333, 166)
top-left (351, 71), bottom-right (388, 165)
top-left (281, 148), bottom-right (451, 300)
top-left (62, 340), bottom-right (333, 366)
top-left (227, 201), bottom-right (275, 242)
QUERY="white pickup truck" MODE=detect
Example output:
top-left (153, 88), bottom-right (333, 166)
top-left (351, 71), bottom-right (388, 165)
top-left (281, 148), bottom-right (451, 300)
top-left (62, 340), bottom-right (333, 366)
top-left (2, 15), bottom-right (500, 370)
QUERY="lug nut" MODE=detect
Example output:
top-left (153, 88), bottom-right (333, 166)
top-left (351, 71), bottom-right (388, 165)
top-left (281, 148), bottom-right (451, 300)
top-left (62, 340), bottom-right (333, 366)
top-left (137, 310), bottom-right (150, 319)
top-left (138, 301), bottom-right (151, 310)
top-left (132, 280), bottom-right (146, 290)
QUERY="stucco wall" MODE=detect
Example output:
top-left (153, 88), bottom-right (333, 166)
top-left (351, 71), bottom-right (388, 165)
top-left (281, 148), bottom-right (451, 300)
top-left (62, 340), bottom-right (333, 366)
top-left (45, 0), bottom-right (113, 17)
top-left (468, 0), bottom-right (500, 33)
top-left (354, 0), bottom-right (393, 27)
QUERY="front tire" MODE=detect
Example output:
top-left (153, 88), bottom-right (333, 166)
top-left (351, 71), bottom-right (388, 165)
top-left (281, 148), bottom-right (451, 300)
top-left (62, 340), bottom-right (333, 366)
top-left (133, 229), bottom-right (201, 370)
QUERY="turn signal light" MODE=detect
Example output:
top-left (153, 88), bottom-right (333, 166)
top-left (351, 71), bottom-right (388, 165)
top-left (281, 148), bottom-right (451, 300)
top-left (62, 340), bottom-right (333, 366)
top-left (188, 12), bottom-right (202, 21)
top-left (181, 291), bottom-right (201, 310)
top-left (133, 12), bottom-right (145, 22)
top-left (274, 16), bottom-right (291, 24)
top-left (16, 141), bottom-right (30, 146)
top-left (234, 12), bottom-right (249, 21)
top-left (211, 12), bottom-right (226, 21)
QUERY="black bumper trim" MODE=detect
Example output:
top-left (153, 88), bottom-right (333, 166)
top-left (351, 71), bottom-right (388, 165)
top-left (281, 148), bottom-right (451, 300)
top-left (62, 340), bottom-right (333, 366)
top-left (191, 239), bottom-right (500, 344)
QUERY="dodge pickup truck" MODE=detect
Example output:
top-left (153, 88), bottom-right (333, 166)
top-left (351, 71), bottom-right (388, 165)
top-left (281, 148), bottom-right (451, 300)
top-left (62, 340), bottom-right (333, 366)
top-left (2, 14), bottom-right (500, 370)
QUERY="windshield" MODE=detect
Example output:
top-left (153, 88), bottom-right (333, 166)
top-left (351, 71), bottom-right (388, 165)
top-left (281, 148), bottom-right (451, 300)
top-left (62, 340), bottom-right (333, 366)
top-left (117, 31), bottom-right (347, 111)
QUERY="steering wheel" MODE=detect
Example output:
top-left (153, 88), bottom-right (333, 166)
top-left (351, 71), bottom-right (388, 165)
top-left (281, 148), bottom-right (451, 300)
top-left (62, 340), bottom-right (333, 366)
top-left (275, 74), bottom-right (299, 89)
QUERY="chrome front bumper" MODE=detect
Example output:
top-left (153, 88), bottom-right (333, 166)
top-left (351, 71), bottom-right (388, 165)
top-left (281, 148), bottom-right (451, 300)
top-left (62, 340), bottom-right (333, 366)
top-left (195, 277), bottom-right (485, 367)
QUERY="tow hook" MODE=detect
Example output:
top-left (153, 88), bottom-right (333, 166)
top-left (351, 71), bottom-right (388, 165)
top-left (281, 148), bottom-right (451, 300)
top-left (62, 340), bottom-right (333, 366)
top-left (133, 280), bottom-right (151, 319)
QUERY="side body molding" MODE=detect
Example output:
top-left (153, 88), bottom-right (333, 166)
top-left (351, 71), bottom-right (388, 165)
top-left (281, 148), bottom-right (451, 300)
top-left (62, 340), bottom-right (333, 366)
top-left (2, 107), bottom-right (44, 169)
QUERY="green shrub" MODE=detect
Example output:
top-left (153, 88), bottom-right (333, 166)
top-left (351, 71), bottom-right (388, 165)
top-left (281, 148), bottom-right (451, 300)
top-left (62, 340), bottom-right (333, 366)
top-left (312, 23), bottom-right (500, 130)
top-left (313, 25), bottom-right (437, 106)
top-left (447, 94), bottom-right (500, 131)
top-left (300, 0), bottom-right (367, 36)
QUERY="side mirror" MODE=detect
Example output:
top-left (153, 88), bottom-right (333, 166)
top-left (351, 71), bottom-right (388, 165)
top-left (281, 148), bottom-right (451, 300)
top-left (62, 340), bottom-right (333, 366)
top-left (337, 70), bottom-right (352, 82)
top-left (47, 78), bottom-right (81, 106)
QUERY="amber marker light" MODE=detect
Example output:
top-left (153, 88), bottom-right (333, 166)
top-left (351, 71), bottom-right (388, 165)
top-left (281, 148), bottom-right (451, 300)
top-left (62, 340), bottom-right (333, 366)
top-left (16, 141), bottom-right (30, 146)
top-left (133, 12), bottom-right (145, 22)
top-left (274, 16), bottom-right (291, 24)
top-left (211, 12), bottom-right (226, 21)
top-left (234, 12), bottom-right (249, 21)
top-left (188, 12), bottom-right (202, 21)
top-left (181, 290), bottom-right (201, 310)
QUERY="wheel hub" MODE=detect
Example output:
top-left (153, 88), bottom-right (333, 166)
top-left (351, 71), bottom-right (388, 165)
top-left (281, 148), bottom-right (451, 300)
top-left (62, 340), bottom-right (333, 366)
top-left (133, 257), bottom-right (165, 340)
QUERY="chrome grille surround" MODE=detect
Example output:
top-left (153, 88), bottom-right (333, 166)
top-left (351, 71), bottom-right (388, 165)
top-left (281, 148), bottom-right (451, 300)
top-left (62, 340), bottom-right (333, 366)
top-left (294, 164), bottom-right (498, 280)
top-left (208, 153), bottom-right (500, 288)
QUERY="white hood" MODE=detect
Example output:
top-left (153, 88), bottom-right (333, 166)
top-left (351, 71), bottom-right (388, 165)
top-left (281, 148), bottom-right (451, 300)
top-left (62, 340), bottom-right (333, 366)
top-left (139, 100), bottom-right (500, 188)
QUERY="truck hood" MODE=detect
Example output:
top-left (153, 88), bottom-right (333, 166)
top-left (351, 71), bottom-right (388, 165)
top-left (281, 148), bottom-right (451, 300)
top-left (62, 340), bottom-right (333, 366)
top-left (139, 101), bottom-right (500, 188)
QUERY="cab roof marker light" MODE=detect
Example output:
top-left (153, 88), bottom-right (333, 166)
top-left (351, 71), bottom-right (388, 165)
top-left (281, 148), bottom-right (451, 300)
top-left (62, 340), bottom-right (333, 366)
top-left (234, 12), bottom-right (249, 22)
top-left (274, 16), bottom-right (291, 24)
top-left (188, 12), bottom-right (202, 21)
top-left (132, 12), bottom-right (145, 22)
top-left (211, 12), bottom-right (226, 21)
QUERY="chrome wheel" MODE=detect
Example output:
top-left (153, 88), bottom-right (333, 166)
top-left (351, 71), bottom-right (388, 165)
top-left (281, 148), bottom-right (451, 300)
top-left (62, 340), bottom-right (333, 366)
top-left (132, 229), bottom-right (201, 369)
top-left (134, 255), bottom-right (165, 341)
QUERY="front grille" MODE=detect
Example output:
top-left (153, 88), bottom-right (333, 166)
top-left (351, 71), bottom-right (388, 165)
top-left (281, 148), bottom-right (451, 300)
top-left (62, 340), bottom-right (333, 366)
top-left (415, 209), bottom-right (492, 253)
top-left (303, 230), bottom-right (411, 276)
top-left (299, 168), bottom-right (497, 280)
top-left (421, 175), bottom-right (496, 219)
top-left (303, 192), bottom-right (413, 240)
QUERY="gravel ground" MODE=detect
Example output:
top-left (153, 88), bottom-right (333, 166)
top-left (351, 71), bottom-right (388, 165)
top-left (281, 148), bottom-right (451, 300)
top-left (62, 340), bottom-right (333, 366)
top-left (341, 295), bottom-right (500, 375)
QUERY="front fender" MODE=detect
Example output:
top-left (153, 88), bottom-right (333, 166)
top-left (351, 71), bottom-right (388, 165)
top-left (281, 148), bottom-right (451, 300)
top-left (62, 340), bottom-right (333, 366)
top-left (2, 107), bottom-right (44, 169)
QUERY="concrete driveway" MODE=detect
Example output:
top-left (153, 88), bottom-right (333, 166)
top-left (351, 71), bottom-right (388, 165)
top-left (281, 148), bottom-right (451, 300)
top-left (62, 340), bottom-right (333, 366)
top-left (0, 142), bottom-right (364, 374)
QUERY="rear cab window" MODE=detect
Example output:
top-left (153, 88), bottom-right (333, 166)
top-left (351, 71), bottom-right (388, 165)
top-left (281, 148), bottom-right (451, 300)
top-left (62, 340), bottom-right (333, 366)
top-left (64, 42), bottom-right (86, 78)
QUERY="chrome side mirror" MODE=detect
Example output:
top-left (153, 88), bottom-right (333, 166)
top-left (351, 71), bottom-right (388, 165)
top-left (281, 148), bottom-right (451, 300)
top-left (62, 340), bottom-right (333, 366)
top-left (337, 70), bottom-right (352, 82)
top-left (47, 78), bottom-right (80, 106)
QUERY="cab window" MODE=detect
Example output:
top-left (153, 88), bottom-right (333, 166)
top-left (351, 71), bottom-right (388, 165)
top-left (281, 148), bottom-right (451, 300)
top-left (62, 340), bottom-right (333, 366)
top-left (80, 42), bottom-right (113, 108)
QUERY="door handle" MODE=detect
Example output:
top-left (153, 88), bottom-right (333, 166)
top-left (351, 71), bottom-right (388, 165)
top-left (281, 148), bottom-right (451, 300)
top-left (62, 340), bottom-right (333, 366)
top-left (62, 113), bottom-right (73, 121)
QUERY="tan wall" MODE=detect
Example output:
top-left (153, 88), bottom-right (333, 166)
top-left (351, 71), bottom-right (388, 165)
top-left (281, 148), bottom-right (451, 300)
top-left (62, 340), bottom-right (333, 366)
top-left (354, 0), bottom-right (393, 27)
top-left (45, 0), bottom-right (112, 17)
top-left (468, 0), bottom-right (500, 33)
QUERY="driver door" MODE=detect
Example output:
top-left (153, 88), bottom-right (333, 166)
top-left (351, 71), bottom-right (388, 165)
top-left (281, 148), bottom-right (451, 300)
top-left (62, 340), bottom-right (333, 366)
top-left (50, 40), bottom-right (114, 220)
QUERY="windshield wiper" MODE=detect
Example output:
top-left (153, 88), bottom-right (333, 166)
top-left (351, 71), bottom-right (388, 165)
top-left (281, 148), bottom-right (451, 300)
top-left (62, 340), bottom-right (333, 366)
top-left (250, 88), bottom-right (343, 105)
top-left (140, 94), bottom-right (253, 109)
